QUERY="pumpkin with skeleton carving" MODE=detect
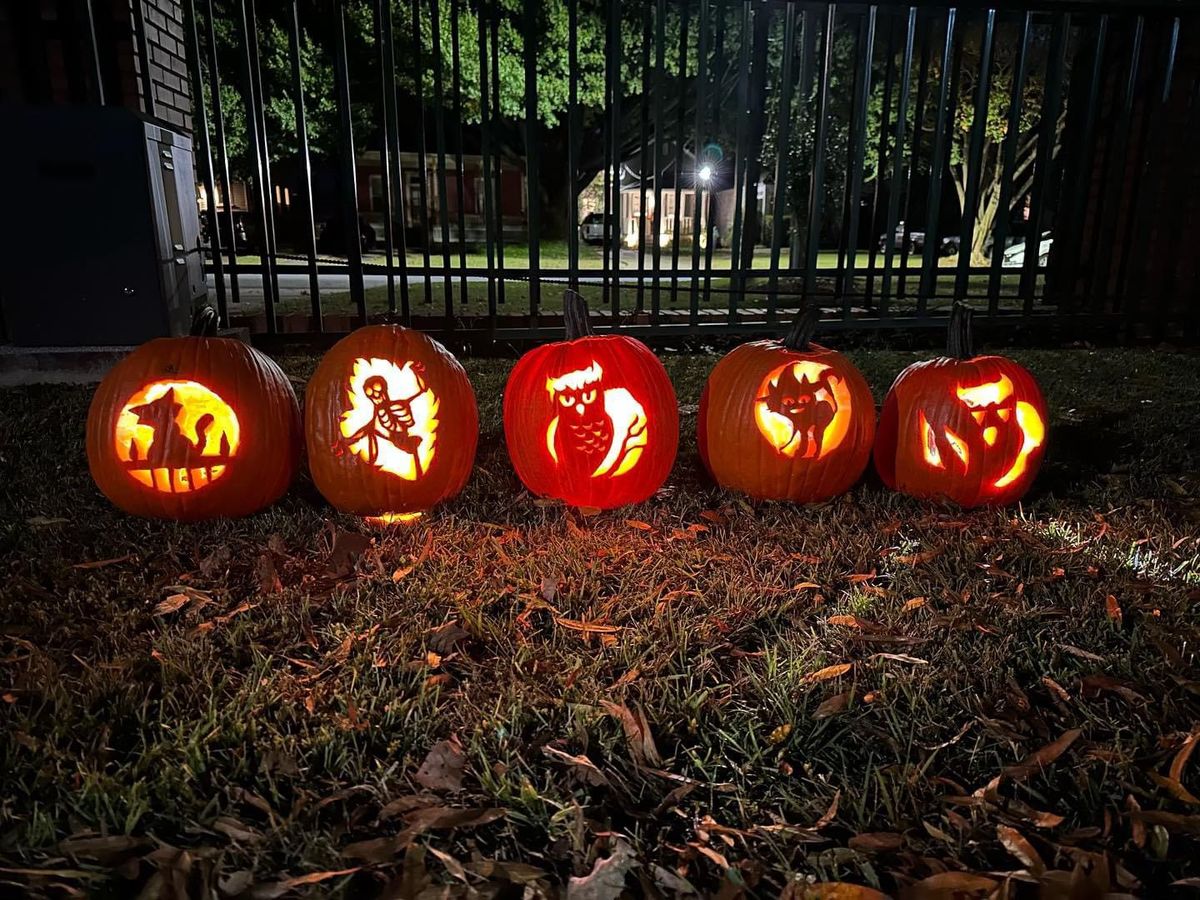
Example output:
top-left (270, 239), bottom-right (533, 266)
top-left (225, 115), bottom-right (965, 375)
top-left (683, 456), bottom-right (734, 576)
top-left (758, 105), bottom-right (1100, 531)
top-left (503, 291), bottom-right (679, 509)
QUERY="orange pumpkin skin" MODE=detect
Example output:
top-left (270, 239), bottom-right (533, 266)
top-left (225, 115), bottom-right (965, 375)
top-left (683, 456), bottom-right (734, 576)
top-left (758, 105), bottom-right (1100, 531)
top-left (698, 340), bottom-right (876, 502)
top-left (86, 337), bottom-right (301, 520)
top-left (305, 326), bottom-right (478, 516)
top-left (503, 297), bottom-right (678, 509)
top-left (874, 311), bottom-right (1047, 508)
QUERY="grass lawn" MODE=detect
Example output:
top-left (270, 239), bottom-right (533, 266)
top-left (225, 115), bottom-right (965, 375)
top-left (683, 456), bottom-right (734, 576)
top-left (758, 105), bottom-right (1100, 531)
top-left (3, 348), bottom-right (1199, 897)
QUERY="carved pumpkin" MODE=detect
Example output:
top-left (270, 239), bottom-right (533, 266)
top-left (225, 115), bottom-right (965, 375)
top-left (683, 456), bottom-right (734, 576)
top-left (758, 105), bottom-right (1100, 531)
top-left (698, 311), bottom-right (876, 502)
top-left (86, 330), bottom-right (301, 520)
top-left (504, 291), bottom-right (679, 509)
top-left (874, 304), bottom-right (1047, 507)
top-left (306, 325), bottom-right (478, 517)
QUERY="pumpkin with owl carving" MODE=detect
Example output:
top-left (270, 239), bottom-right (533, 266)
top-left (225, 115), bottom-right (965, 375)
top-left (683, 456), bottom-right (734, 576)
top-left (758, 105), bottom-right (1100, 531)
top-left (503, 291), bottom-right (679, 509)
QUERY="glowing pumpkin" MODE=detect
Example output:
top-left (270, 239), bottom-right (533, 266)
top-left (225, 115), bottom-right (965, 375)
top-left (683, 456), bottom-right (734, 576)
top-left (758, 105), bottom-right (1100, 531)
top-left (86, 334), bottom-right (300, 519)
top-left (698, 310), bottom-right (876, 502)
top-left (504, 291), bottom-right (679, 509)
top-left (874, 304), bottom-right (1047, 507)
top-left (305, 325), bottom-right (478, 518)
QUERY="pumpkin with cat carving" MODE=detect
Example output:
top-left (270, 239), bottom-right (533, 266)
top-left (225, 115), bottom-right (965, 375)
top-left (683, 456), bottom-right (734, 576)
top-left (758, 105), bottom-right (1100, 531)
top-left (86, 333), bottom-right (301, 519)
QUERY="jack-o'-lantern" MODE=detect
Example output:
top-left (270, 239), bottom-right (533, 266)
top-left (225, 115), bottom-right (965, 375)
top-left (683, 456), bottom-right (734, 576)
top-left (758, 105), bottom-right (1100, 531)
top-left (306, 325), bottom-right (478, 517)
top-left (698, 310), bottom-right (875, 502)
top-left (504, 291), bottom-right (679, 509)
top-left (86, 320), bottom-right (301, 520)
top-left (874, 304), bottom-right (1047, 507)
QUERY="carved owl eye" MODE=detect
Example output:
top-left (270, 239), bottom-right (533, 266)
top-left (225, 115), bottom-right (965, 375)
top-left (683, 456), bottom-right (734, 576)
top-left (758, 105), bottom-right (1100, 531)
top-left (997, 407), bottom-right (1011, 421)
top-left (559, 393), bottom-right (574, 407)
top-left (581, 389), bottom-right (597, 405)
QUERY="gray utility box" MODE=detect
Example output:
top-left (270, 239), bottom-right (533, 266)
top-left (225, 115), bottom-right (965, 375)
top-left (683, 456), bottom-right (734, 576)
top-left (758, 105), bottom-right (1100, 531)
top-left (0, 106), bottom-right (205, 346)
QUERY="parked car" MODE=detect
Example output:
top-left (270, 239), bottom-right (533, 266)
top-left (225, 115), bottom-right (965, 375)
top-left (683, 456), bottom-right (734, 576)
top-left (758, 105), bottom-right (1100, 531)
top-left (1002, 231), bottom-right (1053, 267)
top-left (579, 212), bottom-right (611, 245)
top-left (318, 215), bottom-right (378, 255)
top-left (877, 222), bottom-right (959, 257)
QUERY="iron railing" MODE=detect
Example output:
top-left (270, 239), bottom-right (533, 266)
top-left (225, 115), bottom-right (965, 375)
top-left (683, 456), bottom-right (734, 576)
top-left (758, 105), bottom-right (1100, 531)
top-left (92, 2), bottom-right (1200, 341)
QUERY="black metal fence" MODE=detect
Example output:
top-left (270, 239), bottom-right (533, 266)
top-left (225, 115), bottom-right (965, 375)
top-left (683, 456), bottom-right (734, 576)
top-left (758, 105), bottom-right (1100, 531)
top-left (184, 0), bottom-right (1198, 342)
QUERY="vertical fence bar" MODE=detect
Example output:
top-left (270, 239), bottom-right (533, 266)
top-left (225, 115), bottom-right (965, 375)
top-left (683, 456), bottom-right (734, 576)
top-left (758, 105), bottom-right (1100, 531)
top-left (203, 0), bottom-right (238, 308)
top-left (382, 0), bottom-right (411, 323)
top-left (840, 6), bottom-right (878, 319)
top-left (791, 7), bottom-right (817, 271)
top-left (567, 0), bottom-right (580, 291)
top-left (247, 0), bottom-right (280, 317)
top-left (374, 0), bottom-right (397, 316)
top-left (987, 10), bottom-right (1033, 315)
top-left (411, 2), bottom-right (433, 306)
top-left (489, 5), bottom-right (505, 306)
top-left (1020, 12), bottom-right (1068, 311)
top-left (333, 1), bottom-right (365, 323)
top-left (450, 0), bottom-right (469, 307)
top-left (237, 0), bottom-right (277, 331)
top-left (689, 0), bottom-right (709, 328)
top-left (651, 0), bottom-right (666, 320)
top-left (864, 17), bottom-right (895, 308)
top-left (670, 1), bottom-right (690, 308)
top-left (428, 0), bottom-right (454, 318)
top-left (767, 1), bottom-right (798, 325)
top-left (952, 9), bottom-right (995, 301)
top-left (879, 7), bottom-right (914, 315)
top-left (288, 0), bottom-right (321, 328)
top-left (702, 0), bottom-right (725, 309)
top-left (802, 4), bottom-right (836, 311)
top-left (131, 0), bottom-right (156, 118)
top-left (1123, 15), bottom-right (1180, 334)
top-left (183, 0), bottom-right (225, 324)
top-left (898, 15), bottom-right (931, 299)
top-left (608, 0), bottom-right (623, 325)
top-left (918, 9), bottom-right (957, 312)
top-left (636, 3), bottom-right (651, 315)
top-left (524, 0), bottom-right (541, 324)
top-left (82, 0), bottom-right (106, 105)
top-left (478, 0), bottom-right (498, 321)
top-left (727, 1), bottom-right (754, 321)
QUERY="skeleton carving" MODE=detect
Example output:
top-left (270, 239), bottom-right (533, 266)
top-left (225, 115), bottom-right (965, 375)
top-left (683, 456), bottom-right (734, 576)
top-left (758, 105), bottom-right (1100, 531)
top-left (340, 358), bottom-right (438, 481)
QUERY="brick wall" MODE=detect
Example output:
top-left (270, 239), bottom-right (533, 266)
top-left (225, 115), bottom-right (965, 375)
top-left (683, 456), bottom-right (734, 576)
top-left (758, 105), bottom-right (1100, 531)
top-left (0, 0), bottom-right (192, 134)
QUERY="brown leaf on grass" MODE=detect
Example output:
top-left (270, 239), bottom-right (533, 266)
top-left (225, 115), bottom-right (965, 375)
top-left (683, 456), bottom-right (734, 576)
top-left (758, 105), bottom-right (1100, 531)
top-left (71, 554), bottom-right (135, 570)
top-left (699, 509), bottom-right (728, 526)
top-left (1149, 771), bottom-right (1200, 806)
top-left (378, 795), bottom-right (438, 822)
top-left (814, 789), bottom-right (841, 829)
top-left (249, 867), bottom-right (360, 899)
top-left (1130, 809), bottom-right (1200, 835)
top-left (901, 872), bottom-right (997, 898)
top-left (57, 834), bottom-right (150, 860)
top-left (601, 701), bottom-right (662, 767)
top-left (1059, 643), bottom-right (1106, 663)
top-left (1170, 729), bottom-right (1200, 783)
top-left (541, 574), bottom-right (560, 603)
top-left (566, 838), bottom-right (639, 900)
top-left (828, 615), bottom-right (864, 628)
top-left (814, 691), bottom-right (853, 719)
top-left (414, 736), bottom-right (466, 792)
top-left (402, 805), bottom-right (507, 831)
top-left (1128, 795), bottom-right (1146, 848)
top-left (625, 519), bottom-right (653, 531)
top-left (903, 597), bottom-right (927, 612)
top-left (154, 594), bottom-right (190, 616)
top-left (555, 617), bottom-right (622, 636)
top-left (328, 530), bottom-right (370, 577)
top-left (997, 824), bottom-right (1045, 873)
top-left (689, 842), bottom-right (730, 870)
top-left (804, 663), bottom-right (852, 684)
top-left (1105, 594), bottom-right (1123, 624)
top-left (847, 832), bottom-right (904, 852)
top-left (543, 746), bottom-right (615, 789)
top-left (847, 570), bottom-right (877, 584)
top-left (391, 564), bottom-right (413, 582)
top-left (1002, 728), bottom-right (1083, 781)
top-left (467, 859), bottom-right (549, 885)
top-left (257, 552), bottom-right (282, 594)
top-left (768, 723), bottom-right (793, 744)
top-left (782, 884), bottom-right (889, 900)
top-left (426, 845), bottom-right (468, 883)
top-left (1080, 674), bottom-right (1146, 704)
top-left (577, 505), bottom-right (602, 518)
top-left (894, 548), bottom-right (942, 565)
top-left (1042, 676), bottom-right (1072, 702)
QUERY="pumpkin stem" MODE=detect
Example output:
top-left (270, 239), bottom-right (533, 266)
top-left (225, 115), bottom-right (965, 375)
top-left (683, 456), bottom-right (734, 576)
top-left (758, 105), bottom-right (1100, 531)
top-left (190, 305), bottom-right (219, 337)
top-left (563, 289), bottom-right (596, 339)
top-left (947, 302), bottom-right (975, 359)
top-left (783, 305), bottom-right (819, 351)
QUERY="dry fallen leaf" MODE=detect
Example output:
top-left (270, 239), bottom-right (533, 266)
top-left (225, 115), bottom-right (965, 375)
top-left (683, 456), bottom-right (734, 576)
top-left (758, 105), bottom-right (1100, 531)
top-left (1003, 728), bottom-right (1083, 782)
top-left (903, 597), bottom-right (928, 612)
top-left (625, 519), bottom-right (653, 531)
top-left (1105, 594), bottom-right (1123, 624)
top-left (901, 871), bottom-right (997, 897)
top-left (601, 701), bottom-right (662, 767)
top-left (814, 691), bottom-right (853, 719)
top-left (249, 867), bottom-right (360, 899)
top-left (153, 594), bottom-right (190, 616)
top-left (566, 838), bottom-right (638, 900)
top-left (414, 736), bottom-right (466, 793)
top-left (768, 723), bottom-right (793, 744)
top-left (997, 823), bottom-right (1045, 873)
top-left (847, 831), bottom-right (904, 852)
top-left (782, 883), bottom-right (890, 900)
top-left (804, 663), bottom-right (852, 684)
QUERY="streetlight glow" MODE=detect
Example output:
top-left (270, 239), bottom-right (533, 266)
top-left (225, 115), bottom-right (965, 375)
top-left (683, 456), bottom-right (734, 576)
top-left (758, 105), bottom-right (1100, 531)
top-left (698, 164), bottom-right (713, 183)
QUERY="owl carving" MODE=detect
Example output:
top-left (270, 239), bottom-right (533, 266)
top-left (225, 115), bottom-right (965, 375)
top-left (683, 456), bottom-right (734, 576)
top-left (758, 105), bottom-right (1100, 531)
top-left (545, 361), bottom-right (647, 478)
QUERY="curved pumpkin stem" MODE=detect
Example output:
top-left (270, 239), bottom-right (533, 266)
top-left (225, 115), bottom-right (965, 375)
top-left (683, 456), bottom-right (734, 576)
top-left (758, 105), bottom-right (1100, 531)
top-left (783, 305), bottom-right (819, 351)
top-left (190, 305), bottom-right (220, 337)
top-left (947, 302), bottom-right (975, 360)
top-left (563, 289), bottom-right (596, 340)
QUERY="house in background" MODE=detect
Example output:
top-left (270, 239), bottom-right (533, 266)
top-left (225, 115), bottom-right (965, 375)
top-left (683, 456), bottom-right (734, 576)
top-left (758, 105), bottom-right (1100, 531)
top-left (356, 151), bottom-right (527, 248)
